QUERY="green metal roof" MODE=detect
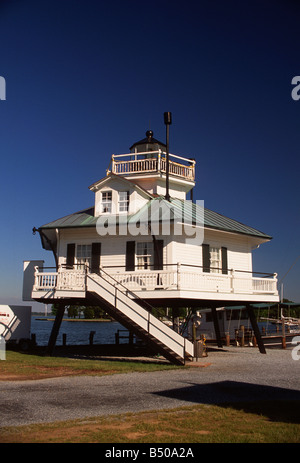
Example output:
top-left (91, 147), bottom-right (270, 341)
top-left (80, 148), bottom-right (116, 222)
top-left (39, 198), bottom-right (272, 240)
top-left (39, 207), bottom-right (97, 229)
top-left (170, 199), bottom-right (272, 239)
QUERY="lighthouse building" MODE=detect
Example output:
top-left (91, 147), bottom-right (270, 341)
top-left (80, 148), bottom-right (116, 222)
top-left (23, 125), bottom-right (279, 363)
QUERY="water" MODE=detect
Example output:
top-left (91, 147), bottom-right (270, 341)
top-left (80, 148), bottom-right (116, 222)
top-left (258, 321), bottom-right (300, 336)
top-left (31, 317), bottom-right (299, 348)
top-left (31, 316), bottom-right (126, 346)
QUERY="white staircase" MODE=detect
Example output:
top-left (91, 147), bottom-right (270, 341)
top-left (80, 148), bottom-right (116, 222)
top-left (86, 270), bottom-right (194, 365)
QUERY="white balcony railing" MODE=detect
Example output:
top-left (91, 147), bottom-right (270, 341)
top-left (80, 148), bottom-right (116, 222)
top-left (34, 267), bottom-right (86, 292)
top-left (109, 151), bottom-right (195, 181)
top-left (32, 264), bottom-right (278, 298)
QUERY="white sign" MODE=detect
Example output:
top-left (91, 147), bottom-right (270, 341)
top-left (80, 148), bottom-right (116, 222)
top-left (0, 306), bottom-right (20, 341)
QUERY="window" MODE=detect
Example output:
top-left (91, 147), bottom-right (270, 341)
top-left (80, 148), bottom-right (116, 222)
top-left (101, 191), bottom-right (112, 213)
top-left (202, 244), bottom-right (228, 274)
top-left (210, 247), bottom-right (221, 273)
top-left (126, 240), bottom-right (163, 271)
top-left (76, 244), bottom-right (92, 269)
top-left (119, 191), bottom-right (129, 212)
top-left (136, 242), bottom-right (153, 270)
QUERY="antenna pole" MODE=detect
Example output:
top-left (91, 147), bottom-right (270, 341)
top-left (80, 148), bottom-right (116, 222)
top-left (164, 112), bottom-right (172, 202)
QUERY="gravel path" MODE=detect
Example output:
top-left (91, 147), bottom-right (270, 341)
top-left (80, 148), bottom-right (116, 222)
top-left (1, 347), bottom-right (300, 427)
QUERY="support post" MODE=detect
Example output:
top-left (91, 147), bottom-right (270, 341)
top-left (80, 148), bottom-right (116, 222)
top-left (46, 304), bottom-right (65, 356)
top-left (240, 325), bottom-right (245, 347)
top-left (247, 304), bottom-right (266, 354)
top-left (211, 306), bottom-right (223, 348)
top-left (164, 111), bottom-right (172, 202)
top-left (281, 315), bottom-right (286, 349)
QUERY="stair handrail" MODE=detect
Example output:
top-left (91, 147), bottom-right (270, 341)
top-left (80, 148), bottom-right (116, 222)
top-left (95, 266), bottom-right (158, 315)
top-left (86, 269), bottom-right (192, 360)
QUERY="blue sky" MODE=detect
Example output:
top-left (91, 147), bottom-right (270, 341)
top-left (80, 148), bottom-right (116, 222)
top-left (0, 0), bottom-right (299, 305)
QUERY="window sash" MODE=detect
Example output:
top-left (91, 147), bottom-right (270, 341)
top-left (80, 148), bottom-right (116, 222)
top-left (76, 244), bottom-right (92, 269)
top-left (210, 246), bottom-right (221, 273)
top-left (119, 191), bottom-right (129, 212)
top-left (136, 242), bottom-right (153, 270)
top-left (101, 191), bottom-right (112, 213)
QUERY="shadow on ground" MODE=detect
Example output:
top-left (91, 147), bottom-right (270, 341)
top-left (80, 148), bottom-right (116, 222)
top-left (154, 380), bottom-right (300, 423)
top-left (17, 344), bottom-right (172, 365)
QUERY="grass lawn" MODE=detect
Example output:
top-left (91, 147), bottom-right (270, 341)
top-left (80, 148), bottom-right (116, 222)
top-left (1, 402), bottom-right (300, 443)
top-left (0, 350), bottom-right (180, 380)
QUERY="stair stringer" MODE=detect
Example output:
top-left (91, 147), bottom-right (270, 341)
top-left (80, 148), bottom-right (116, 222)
top-left (87, 273), bottom-right (194, 365)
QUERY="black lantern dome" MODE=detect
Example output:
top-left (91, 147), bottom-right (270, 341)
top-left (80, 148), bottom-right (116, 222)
top-left (129, 130), bottom-right (166, 154)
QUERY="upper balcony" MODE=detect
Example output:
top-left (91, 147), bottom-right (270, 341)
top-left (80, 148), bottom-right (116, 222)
top-left (107, 151), bottom-right (196, 183)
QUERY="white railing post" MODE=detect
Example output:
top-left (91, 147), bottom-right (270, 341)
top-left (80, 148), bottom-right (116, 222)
top-left (34, 266), bottom-right (39, 289)
top-left (84, 262), bottom-right (88, 292)
top-left (177, 262), bottom-right (181, 290)
top-left (274, 273), bottom-right (278, 294)
top-left (111, 154), bottom-right (115, 174)
top-left (157, 149), bottom-right (161, 172)
top-left (231, 269), bottom-right (235, 293)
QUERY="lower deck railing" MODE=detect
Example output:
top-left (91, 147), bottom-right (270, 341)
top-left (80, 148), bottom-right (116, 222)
top-left (32, 264), bottom-right (278, 296)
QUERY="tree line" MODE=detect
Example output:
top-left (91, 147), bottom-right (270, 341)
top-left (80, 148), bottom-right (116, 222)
top-left (50, 304), bottom-right (189, 321)
top-left (51, 304), bottom-right (111, 320)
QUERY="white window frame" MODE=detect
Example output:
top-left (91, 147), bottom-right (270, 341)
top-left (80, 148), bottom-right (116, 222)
top-left (136, 242), bottom-right (153, 270)
top-left (101, 190), bottom-right (112, 213)
top-left (119, 191), bottom-right (129, 212)
top-left (210, 246), bottom-right (221, 273)
top-left (76, 244), bottom-right (92, 269)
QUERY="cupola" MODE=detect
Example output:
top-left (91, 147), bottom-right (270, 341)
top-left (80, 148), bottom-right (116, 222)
top-left (106, 127), bottom-right (196, 200)
top-left (129, 130), bottom-right (166, 154)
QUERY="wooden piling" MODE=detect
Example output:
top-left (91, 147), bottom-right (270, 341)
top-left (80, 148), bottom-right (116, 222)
top-left (225, 333), bottom-right (230, 346)
top-left (240, 325), bottom-right (245, 347)
top-left (281, 317), bottom-right (286, 349)
top-left (89, 331), bottom-right (96, 345)
top-left (192, 322), bottom-right (196, 343)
